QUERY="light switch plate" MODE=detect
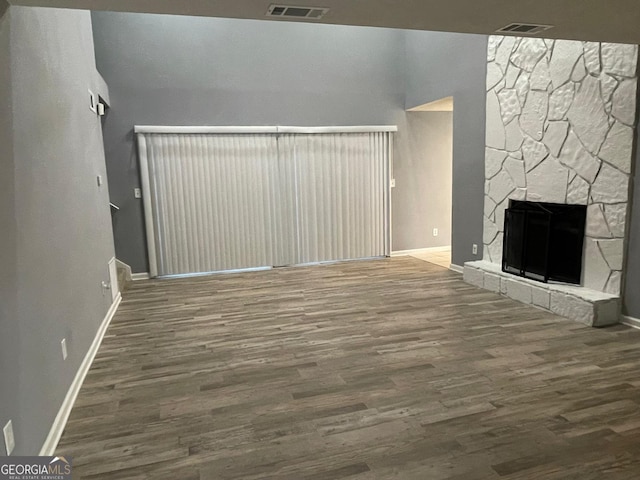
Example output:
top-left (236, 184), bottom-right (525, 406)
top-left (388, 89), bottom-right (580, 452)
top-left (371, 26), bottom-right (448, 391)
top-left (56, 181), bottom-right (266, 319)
top-left (3, 420), bottom-right (15, 456)
top-left (472, 244), bottom-right (478, 255)
top-left (97, 175), bottom-right (103, 186)
top-left (61, 338), bottom-right (68, 361)
top-left (88, 89), bottom-right (97, 113)
top-left (390, 179), bottom-right (396, 188)
top-left (134, 188), bottom-right (142, 199)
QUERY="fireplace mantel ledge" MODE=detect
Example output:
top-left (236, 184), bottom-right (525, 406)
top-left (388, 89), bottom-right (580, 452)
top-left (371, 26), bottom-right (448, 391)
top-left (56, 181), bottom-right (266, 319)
top-left (463, 260), bottom-right (620, 327)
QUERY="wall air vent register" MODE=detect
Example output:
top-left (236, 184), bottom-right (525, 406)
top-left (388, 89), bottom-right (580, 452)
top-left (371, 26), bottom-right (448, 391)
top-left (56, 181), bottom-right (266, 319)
top-left (267, 4), bottom-right (329, 19)
top-left (496, 23), bottom-right (554, 35)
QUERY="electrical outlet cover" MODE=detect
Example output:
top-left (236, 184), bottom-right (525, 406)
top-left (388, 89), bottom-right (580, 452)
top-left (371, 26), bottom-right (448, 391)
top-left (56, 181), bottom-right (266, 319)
top-left (3, 420), bottom-right (15, 456)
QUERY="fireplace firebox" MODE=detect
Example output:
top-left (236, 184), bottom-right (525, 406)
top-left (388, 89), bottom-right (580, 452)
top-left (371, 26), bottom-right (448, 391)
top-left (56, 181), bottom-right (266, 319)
top-left (502, 201), bottom-right (587, 285)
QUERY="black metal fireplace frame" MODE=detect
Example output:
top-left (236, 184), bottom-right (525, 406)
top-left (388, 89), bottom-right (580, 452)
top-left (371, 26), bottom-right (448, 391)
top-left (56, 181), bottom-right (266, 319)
top-left (502, 200), bottom-right (587, 285)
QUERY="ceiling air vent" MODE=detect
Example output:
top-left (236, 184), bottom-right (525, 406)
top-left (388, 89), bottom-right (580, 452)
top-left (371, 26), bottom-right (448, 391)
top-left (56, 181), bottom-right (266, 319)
top-left (496, 23), bottom-right (554, 35)
top-left (267, 4), bottom-right (329, 20)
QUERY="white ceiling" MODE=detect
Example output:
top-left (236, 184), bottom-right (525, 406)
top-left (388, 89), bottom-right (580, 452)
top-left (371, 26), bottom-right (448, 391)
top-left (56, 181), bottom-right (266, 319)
top-left (10, 0), bottom-right (640, 44)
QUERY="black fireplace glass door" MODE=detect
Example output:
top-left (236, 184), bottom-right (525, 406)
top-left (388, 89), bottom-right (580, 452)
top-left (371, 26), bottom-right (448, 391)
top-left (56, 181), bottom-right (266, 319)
top-left (522, 211), bottom-right (551, 282)
top-left (503, 209), bottom-right (525, 276)
top-left (548, 211), bottom-right (587, 284)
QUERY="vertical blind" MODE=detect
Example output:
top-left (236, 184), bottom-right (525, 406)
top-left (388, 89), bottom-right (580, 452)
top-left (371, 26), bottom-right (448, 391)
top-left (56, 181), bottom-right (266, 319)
top-left (289, 133), bottom-right (389, 264)
top-left (137, 126), bottom-right (394, 277)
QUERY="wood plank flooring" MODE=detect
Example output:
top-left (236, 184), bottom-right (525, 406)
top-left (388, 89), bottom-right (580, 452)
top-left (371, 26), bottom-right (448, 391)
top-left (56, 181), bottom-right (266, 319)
top-left (57, 257), bottom-right (640, 479)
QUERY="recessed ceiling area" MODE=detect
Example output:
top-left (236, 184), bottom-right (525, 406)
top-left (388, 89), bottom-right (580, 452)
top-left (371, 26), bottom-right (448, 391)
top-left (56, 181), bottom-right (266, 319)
top-left (407, 97), bottom-right (454, 112)
top-left (8, 0), bottom-right (640, 44)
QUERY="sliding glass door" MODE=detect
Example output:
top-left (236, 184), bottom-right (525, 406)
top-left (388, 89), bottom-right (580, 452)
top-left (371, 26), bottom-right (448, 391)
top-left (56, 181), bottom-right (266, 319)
top-left (285, 132), bottom-right (390, 264)
top-left (137, 126), bottom-right (393, 277)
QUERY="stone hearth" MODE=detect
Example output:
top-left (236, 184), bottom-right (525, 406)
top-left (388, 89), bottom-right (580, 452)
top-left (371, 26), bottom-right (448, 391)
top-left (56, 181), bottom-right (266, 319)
top-left (464, 36), bottom-right (638, 326)
top-left (465, 261), bottom-right (620, 326)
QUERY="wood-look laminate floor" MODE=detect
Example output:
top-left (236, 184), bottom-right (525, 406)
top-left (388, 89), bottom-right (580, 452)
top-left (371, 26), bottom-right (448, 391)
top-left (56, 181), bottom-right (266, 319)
top-left (58, 257), bottom-right (640, 479)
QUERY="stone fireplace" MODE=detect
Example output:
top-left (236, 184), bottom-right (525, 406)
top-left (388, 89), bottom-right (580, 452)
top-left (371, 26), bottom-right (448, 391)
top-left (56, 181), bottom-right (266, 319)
top-left (464, 36), bottom-right (638, 326)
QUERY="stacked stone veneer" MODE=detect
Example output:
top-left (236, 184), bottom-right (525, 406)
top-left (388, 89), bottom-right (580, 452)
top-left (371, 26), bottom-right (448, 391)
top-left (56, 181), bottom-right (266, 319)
top-left (483, 36), bottom-right (638, 296)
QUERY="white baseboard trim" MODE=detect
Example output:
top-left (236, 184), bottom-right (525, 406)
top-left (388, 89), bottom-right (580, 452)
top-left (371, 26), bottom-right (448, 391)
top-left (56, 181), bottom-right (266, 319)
top-left (621, 315), bottom-right (640, 330)
top-left (39, 293), bottom-right (122, 456)
top-left (449, 263), bottom-right (464, 274)
top-left (131, 272), bottom-right (150, 281)
top-left (391, 246), bottom-right (451, 257)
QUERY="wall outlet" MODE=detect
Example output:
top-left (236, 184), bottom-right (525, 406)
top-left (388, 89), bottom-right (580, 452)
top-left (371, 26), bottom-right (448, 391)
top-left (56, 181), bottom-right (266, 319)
top-left (134, 188), bottom-right (142, 199)
top-left (3, 420), bottom-right (15, 456)
top-left (390, 179), bottom-right (396, 188)
top-left (432, 228), bottom-right (439, 237)
top-left (61, 338), bottom-right (68, 361)
top-left (472, 244), bottom-right (478, 255)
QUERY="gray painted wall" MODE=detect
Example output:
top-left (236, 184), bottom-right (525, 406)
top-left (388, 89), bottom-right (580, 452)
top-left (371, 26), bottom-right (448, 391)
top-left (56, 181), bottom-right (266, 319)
top-left (0, 6), bottom-right (116, 455)
top-left (405, 31), bottom-right (488, 267)
top-left (92, 12), bottom-right (465, 272)
top-left (0, 5), bottom-right (18, 458)
top-left (393, 112), bottom-right (453, 251)
top-left (625, 141), bottom-right (640, 317)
